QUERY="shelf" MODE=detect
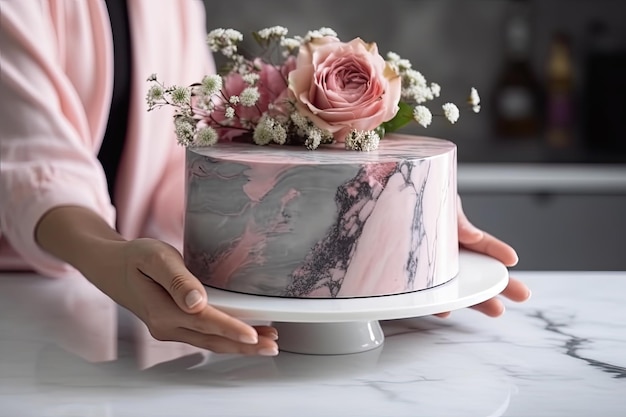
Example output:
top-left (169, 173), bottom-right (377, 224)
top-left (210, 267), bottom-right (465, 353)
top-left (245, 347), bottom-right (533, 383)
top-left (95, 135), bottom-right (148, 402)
top-left (458, 163), bottom-right (626, 194)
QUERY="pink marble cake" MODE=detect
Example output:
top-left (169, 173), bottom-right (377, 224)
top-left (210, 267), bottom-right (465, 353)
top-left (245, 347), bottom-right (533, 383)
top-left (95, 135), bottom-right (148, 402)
top-left (183, 134), bottom-right (458, 298)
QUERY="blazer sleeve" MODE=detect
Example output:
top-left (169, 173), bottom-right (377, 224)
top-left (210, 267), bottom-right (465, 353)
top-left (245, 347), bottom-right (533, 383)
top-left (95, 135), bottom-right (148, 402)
top-left (0, 1), bottom-right (116, 278)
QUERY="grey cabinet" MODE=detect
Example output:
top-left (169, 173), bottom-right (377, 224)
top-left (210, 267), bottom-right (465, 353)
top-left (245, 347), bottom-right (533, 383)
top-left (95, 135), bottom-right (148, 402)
top-left (458, 164), bottom-right (626, 271)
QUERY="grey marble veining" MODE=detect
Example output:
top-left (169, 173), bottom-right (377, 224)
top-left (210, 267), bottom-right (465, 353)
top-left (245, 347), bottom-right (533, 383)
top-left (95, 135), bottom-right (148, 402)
top-left (184, 135), bottom-right (457, 298)
top-left (0, 271), bottom-right (624, 417)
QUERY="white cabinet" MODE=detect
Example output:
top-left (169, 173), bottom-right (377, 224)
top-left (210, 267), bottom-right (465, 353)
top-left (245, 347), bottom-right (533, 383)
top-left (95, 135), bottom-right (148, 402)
top-left (458, 164), bottom-right (626, 271)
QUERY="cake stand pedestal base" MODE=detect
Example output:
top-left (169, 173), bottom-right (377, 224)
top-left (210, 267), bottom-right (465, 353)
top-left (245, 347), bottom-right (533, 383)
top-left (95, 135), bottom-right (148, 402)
top-left (272, 321), bottom-right (384, 355)
top-left (204, 250), bottom-right (509, 355)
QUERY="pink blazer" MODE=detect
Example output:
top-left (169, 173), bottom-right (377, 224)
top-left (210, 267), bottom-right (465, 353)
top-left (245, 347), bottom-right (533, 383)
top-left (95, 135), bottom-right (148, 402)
top-left (0, 0), bottom-right (215, 278)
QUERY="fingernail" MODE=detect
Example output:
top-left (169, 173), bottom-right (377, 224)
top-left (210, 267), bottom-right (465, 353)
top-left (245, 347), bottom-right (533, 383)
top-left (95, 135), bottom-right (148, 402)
top-left (185, 290), bottom-right (204, 309)
top-left (258, 347), bottom-right (279, 357)
top-left (239, 333), bottom-right (258, 344)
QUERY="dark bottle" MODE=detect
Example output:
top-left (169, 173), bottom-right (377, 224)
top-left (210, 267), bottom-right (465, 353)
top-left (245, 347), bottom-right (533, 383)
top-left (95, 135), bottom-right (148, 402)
top-left (492, 0), bottom-right (544, 140)
top-left (545, 32), bottom-right (575, 149)
top-left (582, 21), bottom-right (626, 159)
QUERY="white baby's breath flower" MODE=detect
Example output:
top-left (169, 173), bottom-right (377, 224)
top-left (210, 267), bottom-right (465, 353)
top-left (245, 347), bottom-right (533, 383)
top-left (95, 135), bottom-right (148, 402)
top-left (344, 131), bottom-right (360, 150)
top-left (280, 38), bottom-right (302, 52)
top-left (224, 107), bottom-right (235, 119)
top-left (321, 129), bottom-right (334, 144)
top-left (387, 52), bottom-right (412, 73)
top-left (318, 27), bottom-right (337, 37)
top-left (242, 73), bottom-right (260, 85)
top-left (257, 26), bottom-right (288, 40)
top-left (252, 128), bottom-right (273, 146)
top-left (468, 87), bottom-right (481, 113)
top-left (345, 130), bottom-right (380, 152)
top-left (227, 29), bottom-right (243, 39)
top-left (201, 74), bottom-right (223, 96)
top-left (360, 131), bottom-right (380, 151)
top-left (304, 127), bottom-right (323, 150)
top-left (404, 69), bottom-right (427, 87)
top-left (290, 112), bottom-right (309, 130)
top-left (194, 126), bottom-right (218, 146)
top-left (396, 59), bottom-right (412, 71)
top-left (469, 87), bottom-right (480, 106)
top-left (272, 127), bottom-right (288, 145)
top-left (413, 105), bottom-right (433, 128)
top-left (229, 95), bottom-right (240, 105)
top-left (304, 27), bottom-right (337, 42)
top-left (401, 69), bottom-right (434, 103)
top-left (170, 86), bottom-right (190, 105)
top-left (430, 82), bottom-right (441, 98)
top-left (239, 87), bottom-right (260, 106)
top-left (174, 118), bottom-right (195, 146)
top-left (403, 85), bottom-right (433, 104)
top-left (442, 103), bottom-right (460, 124)
top-left (386, 51), bottom-right (401, 62)
top-left (206, 28), bottom-right (243, 57)
top-left (207, 28), bottom-right (243, 44)
top-left (253, 114), bottom-right (286, 145)
top-left (146, 84), bottom-right (164, 107)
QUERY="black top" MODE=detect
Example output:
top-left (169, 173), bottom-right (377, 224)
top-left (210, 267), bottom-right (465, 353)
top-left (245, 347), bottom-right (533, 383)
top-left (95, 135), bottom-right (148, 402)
top-left (98, 0), bottom-right (132, 207)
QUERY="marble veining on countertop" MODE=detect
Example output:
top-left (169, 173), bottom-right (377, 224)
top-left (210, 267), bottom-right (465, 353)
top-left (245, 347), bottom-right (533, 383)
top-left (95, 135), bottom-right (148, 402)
top-left (0, 271), bottom-right (624, 417)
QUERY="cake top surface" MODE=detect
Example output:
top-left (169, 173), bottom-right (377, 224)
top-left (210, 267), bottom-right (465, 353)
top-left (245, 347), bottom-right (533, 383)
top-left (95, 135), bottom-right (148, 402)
top-left (188, 134), bottom-right (456, 165)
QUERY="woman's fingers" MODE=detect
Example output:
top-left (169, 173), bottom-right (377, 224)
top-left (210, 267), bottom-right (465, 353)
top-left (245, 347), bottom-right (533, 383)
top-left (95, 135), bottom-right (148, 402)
top-left (253, 325), bottom-right (279, 341)
top-left (162, 327), bottom-right (279, 356)
top-left (468, 277), bottom-right (531, 316)
top-left (134, 266), bottom-right (262, 348)
top-left (461, 231), bottom-right (519, 267)
top-left (437, 276), bottom-right (531, 318)
top-left (456, 195), bottom-right (484, 244)
top-left (453, 195), bottom-right (529, 318)
top-left (457, 196), bottom-right (519, 267)
top-left (500, 276), bottom-right (532, 302)
top-left (133, 239), bottom-right (209, 314)
top-left (139, 281), bottom-right (278, 354)
top-left (183, 305), bottom-right (282, 345)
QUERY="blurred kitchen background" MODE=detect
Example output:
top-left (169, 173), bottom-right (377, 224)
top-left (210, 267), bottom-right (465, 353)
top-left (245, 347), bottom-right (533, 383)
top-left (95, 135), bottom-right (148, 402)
top-left (204, 0), bottom-right (626, 271)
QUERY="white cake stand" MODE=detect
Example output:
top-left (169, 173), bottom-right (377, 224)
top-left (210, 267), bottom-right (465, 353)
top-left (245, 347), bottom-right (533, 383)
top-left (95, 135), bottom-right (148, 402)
top-left (205, 250), bottom-right (509, 355)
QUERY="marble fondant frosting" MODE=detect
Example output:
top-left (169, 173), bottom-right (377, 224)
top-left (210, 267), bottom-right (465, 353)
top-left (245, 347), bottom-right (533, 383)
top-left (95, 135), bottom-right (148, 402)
top-left (184, 134), bottom-right (458, 298)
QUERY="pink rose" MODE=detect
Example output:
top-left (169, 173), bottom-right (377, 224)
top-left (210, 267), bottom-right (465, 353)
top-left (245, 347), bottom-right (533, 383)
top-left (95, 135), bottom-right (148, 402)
top-left (209, 57), bottom-right (296, 141)
top-left (288, 37), bottom-right (401, 142)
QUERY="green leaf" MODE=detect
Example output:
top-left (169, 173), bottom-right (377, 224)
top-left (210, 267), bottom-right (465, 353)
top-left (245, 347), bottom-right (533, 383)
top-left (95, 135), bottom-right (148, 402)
top-left (252, 32), bottom-right (268, 47)
top-left (380, 101), bottom-right (413, 136)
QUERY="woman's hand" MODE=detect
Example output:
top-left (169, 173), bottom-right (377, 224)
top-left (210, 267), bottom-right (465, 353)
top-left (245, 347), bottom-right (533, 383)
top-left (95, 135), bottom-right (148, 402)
top-left (115, 238), bottom-right (279, 356)
top-left (438, 197), bottom-right (531, 318)
top-left (35, 206), bottom-right (278, 356)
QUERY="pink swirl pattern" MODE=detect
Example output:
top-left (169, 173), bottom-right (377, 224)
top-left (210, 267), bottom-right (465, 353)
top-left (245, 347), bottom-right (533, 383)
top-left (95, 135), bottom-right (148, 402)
top-left (184, 134), bottom-right (458, 298)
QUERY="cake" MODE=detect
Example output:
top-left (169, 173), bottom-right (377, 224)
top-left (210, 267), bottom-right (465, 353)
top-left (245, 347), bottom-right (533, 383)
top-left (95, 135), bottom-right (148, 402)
top-left (183, 134), bottom-right (458, 298)
top-left (148, 27), bottom-right (477, 299)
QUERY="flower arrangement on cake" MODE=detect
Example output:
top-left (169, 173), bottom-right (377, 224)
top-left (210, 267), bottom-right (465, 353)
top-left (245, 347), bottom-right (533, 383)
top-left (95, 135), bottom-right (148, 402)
top-left (146, 26), bottom-right (480, 152)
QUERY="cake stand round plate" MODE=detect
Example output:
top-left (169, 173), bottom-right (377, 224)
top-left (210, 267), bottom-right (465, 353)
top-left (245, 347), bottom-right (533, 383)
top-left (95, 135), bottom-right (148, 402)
top-left (204, 250), bottom-right (508, 355)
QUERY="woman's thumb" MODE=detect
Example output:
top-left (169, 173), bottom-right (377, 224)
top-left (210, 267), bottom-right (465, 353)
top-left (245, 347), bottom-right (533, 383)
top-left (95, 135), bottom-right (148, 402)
top-left (139, 241), bottom-right (207, 313)
top-left (457, 195), bottom-right (484, 244)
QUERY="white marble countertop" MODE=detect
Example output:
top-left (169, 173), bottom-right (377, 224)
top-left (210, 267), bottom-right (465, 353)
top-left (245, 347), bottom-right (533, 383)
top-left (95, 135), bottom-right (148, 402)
top-left (0, 271), bottom-right (624, 417)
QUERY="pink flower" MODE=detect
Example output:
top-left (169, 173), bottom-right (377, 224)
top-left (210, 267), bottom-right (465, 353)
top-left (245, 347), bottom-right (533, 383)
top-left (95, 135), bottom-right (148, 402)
top-left (288, 37), bottom-right (401, 142)
top-left (209, 57), bottom-right (296, 141)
